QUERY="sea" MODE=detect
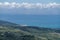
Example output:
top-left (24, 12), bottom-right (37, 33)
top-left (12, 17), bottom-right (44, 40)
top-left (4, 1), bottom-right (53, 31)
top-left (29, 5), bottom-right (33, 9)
top-left (0, 14), bottom-right (60, 28)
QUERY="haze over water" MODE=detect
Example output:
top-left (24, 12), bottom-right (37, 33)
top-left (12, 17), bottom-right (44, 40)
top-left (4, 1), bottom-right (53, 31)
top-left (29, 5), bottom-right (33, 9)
top-left (0, 14), bottom-right (60, 28)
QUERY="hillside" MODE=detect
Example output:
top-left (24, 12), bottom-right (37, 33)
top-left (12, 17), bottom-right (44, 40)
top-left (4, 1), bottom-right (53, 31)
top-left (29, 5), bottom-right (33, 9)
top-left (0, 20), bottom-right (60, 40)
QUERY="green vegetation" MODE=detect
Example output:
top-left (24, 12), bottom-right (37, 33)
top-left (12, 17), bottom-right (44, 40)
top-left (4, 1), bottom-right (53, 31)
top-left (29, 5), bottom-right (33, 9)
top-left (0, 20), bottom-right (60, 40)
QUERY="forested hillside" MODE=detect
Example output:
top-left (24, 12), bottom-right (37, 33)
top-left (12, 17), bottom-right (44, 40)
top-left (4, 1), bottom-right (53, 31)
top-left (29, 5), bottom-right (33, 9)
top-left (0, 20), bottom-right (60, 40)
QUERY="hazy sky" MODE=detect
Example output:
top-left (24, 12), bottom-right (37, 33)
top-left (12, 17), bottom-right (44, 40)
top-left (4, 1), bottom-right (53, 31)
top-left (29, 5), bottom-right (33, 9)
top-left (0, 0), bottom-right (60, 3)
top-left (0, 0), bottom-right (60, 15)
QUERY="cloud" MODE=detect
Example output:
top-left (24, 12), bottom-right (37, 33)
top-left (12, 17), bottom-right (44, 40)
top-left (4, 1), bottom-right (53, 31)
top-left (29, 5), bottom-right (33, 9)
top-left (0, 2), bottom-right (60, 8)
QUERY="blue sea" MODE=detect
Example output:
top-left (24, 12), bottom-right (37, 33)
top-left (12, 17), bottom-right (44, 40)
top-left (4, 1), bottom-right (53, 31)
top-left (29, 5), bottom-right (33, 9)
top-left (0, 14), bottom-right (60, 28)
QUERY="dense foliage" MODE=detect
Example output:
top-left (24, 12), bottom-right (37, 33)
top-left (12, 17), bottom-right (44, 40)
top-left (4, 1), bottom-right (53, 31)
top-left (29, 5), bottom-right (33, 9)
top-left (0, 20), bottom-right (60, 40)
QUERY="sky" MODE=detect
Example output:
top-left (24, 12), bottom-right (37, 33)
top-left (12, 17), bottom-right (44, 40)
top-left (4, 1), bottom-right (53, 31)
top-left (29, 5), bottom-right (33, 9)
top-left (0, 0), bottom-right (60, 3)
top-left (0, 0), bottom-right (60, 15)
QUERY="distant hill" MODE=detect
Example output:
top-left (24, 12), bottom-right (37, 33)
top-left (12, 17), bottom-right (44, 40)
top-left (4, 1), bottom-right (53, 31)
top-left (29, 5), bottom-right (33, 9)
top-left (0, 20), bottom-right (60, 40)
